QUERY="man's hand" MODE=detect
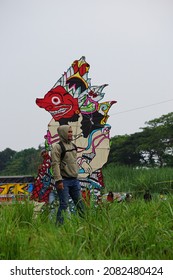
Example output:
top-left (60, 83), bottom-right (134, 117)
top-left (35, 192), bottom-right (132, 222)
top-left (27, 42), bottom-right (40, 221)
top-left (55, 181), bottom-right (64, 190)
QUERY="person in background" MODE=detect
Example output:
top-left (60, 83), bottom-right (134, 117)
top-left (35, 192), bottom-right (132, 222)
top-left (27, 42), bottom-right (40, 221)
top-left (107, 191), bottom-right (114, 202)
top-left (144, 189), bottom-right (152, 202)
top-left (51, 125), bottom-right (85, 225)
top-left (125, 193), bottom-right (132, 202)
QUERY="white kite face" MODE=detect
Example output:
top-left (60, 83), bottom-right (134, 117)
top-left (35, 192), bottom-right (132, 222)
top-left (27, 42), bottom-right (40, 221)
top-left (37, 56), bottom-right (117, 193)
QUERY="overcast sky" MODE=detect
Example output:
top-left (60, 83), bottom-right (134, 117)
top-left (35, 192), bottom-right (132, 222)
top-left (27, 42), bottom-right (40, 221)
top-left (0, 0), bottom-right (173, 151)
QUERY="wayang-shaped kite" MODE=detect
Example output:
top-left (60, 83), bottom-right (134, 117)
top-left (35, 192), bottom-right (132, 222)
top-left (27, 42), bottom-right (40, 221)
top-left (34, 56), bottom-right (116, 203)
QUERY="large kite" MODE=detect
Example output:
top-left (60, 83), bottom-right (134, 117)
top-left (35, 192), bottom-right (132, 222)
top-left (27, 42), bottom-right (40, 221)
top-left (34, 56), bottom-right (116, 203)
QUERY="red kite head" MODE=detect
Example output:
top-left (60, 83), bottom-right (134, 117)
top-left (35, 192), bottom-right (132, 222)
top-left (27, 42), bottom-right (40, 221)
top-left (36, 86), bottom-right (79, 121)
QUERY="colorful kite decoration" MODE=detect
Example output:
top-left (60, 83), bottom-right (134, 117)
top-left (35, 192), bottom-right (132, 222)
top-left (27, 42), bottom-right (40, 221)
top-left (33, 56), bottom-right (116, 204)
top-left (30, 150), bottom-right (54, 203)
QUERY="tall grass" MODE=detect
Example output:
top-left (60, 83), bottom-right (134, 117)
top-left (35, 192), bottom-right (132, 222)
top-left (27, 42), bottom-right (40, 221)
top-left (0, 165), bottom-right (173, 260)
top-left (102, 164), bottom-right (173, 195)
top-left (0, 197), bottom-right (173, 260)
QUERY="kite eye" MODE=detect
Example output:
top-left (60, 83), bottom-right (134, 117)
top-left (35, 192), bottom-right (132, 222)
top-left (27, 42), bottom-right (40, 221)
top-left (52, 96), bottom-right (60, 105)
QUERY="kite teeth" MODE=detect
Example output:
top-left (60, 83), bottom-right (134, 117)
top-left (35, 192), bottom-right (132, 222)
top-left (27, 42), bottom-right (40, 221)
top-left (57, 108), bottom-right (67, 113)
top-left (50, 108), bottom-right (67, 115)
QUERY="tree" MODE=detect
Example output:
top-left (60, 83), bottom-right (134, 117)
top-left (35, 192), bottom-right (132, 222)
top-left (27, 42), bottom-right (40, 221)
top-left (109, 112), bottom-right (173, 167)
top-left (0, 148), bottom-right (42, 176)
top-left (108, 134), bottom-right (142, 166)
top-left (139, 112), bottom-right (173, 167)
top-left (0, 148), bottom-right (16, 171)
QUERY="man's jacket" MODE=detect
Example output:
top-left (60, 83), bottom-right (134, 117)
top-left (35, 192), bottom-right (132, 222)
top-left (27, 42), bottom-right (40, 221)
top-left (51, 125), bottom-right (79, 183)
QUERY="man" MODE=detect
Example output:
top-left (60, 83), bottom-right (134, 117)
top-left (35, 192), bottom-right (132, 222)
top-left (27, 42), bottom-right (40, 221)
top-left (51, 125), bottom-right (85, 225)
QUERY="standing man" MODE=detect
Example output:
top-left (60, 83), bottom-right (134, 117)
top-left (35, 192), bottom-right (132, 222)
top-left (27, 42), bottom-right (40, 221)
top-left (51, 125), bottom-right (85, 225)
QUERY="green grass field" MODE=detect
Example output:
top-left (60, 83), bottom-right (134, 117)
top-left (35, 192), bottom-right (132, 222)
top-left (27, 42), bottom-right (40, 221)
top-left (102, 164), bottom-right (173, 195)
top-left (0, 165), bottom-right (173, 260)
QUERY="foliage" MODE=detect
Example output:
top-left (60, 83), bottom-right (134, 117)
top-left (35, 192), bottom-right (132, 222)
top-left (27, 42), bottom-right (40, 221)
top-left (102, 164), bottom-right (173, 195)
top-left (108, 134), bottom-right (143, 166)
top-left (109, 112), bottom-right (173, 167)
top-left (0, 147), bottom-right (42, 176)
top-left (0, 165), bottom-right (173, 260)
top-left (0, 197), bottom-right (173, 260)
top-left (0, 148), bottom-right (16, 171)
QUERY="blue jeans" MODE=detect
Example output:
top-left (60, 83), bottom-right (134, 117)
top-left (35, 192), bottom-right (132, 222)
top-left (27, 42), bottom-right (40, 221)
top-left (56, 178), bottom-right (85, 224)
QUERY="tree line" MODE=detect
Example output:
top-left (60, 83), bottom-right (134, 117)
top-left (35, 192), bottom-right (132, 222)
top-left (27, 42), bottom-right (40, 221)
top-left (0, 112), bottom-right (172, 176)
top-left (108, 112), bottom-right (173, 167)
top-left (0, 147), bottom-right (42, 176)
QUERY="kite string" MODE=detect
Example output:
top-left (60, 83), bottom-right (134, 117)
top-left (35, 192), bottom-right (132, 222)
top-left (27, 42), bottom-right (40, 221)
top-left (110, 98), bottom-right (173, 116)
